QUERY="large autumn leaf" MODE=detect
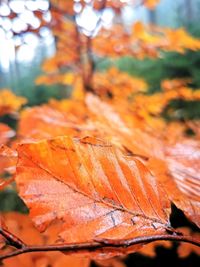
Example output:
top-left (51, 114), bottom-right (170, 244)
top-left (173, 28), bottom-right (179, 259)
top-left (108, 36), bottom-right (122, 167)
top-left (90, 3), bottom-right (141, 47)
top-left (17, 94), bottom-right (200, 230)
top-left (15, 136), bottom-right (171, 256)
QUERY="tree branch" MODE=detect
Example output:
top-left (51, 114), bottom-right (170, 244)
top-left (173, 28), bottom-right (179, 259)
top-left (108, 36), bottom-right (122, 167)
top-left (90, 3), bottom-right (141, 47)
top-left (0, 228), bottom-right (26, 249)
top-left (0, 177), bottom-right (15, 191)
top-left (83, 36), bottom-right (95, 93)
top-left (74, 0), bottom-right (107, 93)
top-left (0, 233), bottom-right (199, 261)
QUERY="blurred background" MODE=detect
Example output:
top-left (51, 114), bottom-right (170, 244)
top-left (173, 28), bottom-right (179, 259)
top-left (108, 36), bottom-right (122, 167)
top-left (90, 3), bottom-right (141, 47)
top-left (1, 0), bottom-right (200, 105)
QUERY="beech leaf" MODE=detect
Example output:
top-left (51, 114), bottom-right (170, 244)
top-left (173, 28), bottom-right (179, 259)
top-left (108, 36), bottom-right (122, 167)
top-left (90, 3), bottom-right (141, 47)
top-left (16, 136), bottom-right (172, 256)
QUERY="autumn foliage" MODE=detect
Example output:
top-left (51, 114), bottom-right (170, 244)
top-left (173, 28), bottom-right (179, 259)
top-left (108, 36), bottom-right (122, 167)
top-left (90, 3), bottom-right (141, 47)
top-left (0, 0), bottom-right (200, 266)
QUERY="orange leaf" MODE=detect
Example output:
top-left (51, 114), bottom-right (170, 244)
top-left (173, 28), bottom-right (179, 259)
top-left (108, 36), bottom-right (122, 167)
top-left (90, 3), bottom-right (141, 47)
top-left (0, 90), bottom-right (27, 116)
top-left (95, 257), bottom-right (126, 267)
top-left (0, 123), bottom-right (15, 145)
top-left (176, 227), bottom-right (200, 258)
top-left (15, 136), bottom-right (171, 257)
top-left (147, 139), bottom-right (200, 229)
top-left (18, 104), bottom-right (92, 141)
top-left (138, 240), bottom-right (172, 257)
top-left (144, 0), bottom-right (160, 9)
top-left (85, 94), bottom-right (164, 159)
top-left (165, 140), bottom-right (200, 227)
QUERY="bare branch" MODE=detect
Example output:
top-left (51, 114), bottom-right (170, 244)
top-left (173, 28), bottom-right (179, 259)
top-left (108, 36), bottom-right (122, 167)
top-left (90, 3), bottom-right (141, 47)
top-left (74, 0), bottom-right (107, 93)
top-left (0, 228), bottom-right (26, 249)
top-left (0, 233), bottom-right (199, 261)
top-left (0, 177), bottom-right (15, 191)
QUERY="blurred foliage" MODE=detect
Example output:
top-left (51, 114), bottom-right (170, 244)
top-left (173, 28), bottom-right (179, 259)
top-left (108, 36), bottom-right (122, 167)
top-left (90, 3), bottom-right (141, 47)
top-left (117, 52), bottom-right (200, 94)
top-left (1, 64), bottom-right (65, 106)
top-left (163, 100), bottom-right (200, 121)
top-left (96, 24), bottom-right (200, 121)
top-left (96, 48), bottom-right (200, 95)
top-left (0, 189), bottom-right (28, 213)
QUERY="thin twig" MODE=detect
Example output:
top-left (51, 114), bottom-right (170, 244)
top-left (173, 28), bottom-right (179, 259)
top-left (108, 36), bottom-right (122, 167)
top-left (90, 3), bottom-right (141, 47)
top-left (94, 234), bottom-right (200, 247)
top-left (0, 234), bottom-right (199, 261)
top-left (0, 228), bottom-right (26, 249)
top-left (0, 177), bottom-right (15, 191)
